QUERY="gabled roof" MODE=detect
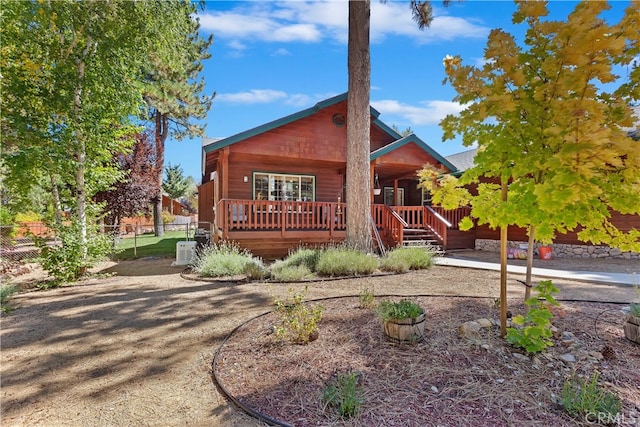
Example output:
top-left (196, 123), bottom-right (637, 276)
top-left (371, 133), bottom-right (458, 173)
top-left (203, 92), bottom-right (401, 153)
top-left (445, 148), bottom-right (477, 172)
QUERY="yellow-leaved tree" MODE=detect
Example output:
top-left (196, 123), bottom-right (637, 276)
top-left (419, 0), bottom-right (640, 336)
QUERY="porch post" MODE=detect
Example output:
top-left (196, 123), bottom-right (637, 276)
top-left (220, 148), bottom-right (229, 199)
top-left (369, 163), bottom-right (376, 200)
top-left (393, 179), bottom-right (398, 206)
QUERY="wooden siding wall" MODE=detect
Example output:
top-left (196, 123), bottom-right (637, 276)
top-left (227, 153), bottom-right (345, 202)
top-left (202, 99), bottom-right (398, 185)
top-left (475, 211), bottom-right (640, 246)
top-left (198, 181), bottom-right (215, 225)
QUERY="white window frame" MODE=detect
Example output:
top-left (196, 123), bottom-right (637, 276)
top-left (253, 172), bottom-right (316, 202)
top-left (384, 187), bottom-right (404, 206)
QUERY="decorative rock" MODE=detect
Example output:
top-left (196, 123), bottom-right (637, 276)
top-left (458, 321), bottom-right (481, 339)
top-left (512, 352), bottom-right (529, 362)
top-left (477, 318), bottom-right (493, 328)
top-left (559, 353), bottom-right (576, 363)
top-left (587, 351), bottom-right (604, 361)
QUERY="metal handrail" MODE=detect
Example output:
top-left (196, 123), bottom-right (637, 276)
top-left (425, 205), bottom-right (452, 228)
top-left (370, 214), bottom-right (386, 256)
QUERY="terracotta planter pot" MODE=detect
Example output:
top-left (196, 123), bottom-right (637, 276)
top-left (383, 312), bottom-right (426, 343)
top-left (623, 314), bottom-right (640, 345)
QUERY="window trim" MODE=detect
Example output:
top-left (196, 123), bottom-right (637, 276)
top-left (252, 172), bottom-right (316, 202)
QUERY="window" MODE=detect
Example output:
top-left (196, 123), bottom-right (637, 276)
top-left (421, 188), bottom-right (432, 206)
top-left (384, 187), bottom-right (404, 206)
top-left (253, 173), bottom-right (315, 201)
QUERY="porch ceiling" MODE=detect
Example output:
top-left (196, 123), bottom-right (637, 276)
top-left (374, 163), bottom-right (422, 182)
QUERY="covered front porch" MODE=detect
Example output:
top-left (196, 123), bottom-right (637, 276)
top-left (202, 199), bottom-right (473, 259)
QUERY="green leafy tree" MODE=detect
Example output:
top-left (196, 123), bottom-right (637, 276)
top-left (1, 1), bottom-right (149, 264)
top-left (420, 0), bottom-right (640, 335)
top-left (391, 124), bottom-right (414, 137)
top-left (162, 163), bottom-right (190, 214)
top-left (182, 175), bottom-right (199, 213)
top-left (141, 0), bottom-right (213, 236)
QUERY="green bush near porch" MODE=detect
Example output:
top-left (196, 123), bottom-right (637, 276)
top-left (380, 247), bottom-right (434, 272)
top-left (192, 242), bottom-right (266, 278)
top-left (191, 244), bottom-right (435, 281)
top-left (315, 248), bottom-right (378, 277)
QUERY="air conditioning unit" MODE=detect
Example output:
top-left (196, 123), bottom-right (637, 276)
top-left (175, 241), bottom-right (197, 266)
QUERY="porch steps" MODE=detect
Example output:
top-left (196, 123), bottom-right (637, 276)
top-left (402, 228), bottom-right (445, 255)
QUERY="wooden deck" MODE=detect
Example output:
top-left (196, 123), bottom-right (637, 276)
top-left (205, 199), bottom-right (472, 259)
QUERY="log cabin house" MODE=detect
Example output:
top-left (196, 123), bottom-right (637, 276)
top-left (198, 94), bottom-right (639, 260)
top-left (198, 93), bottom-right (474, 260)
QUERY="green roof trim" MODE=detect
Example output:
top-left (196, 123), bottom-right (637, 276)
top-left (370, 134), bottom-right (459, 173)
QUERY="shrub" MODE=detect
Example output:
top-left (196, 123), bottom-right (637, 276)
top-left (192, 242), bottom-right (263, 278)
top-left (283, 247), bottom-right (321, 271)
top-left (562, 371), bottom-right (621, 422)
top-left (384, 246), bottom-right (434, 270)
top-left (506, 280), bottom-right (559, 354)
top-left (33, 222), bottom-right (115, 285)
top-left (271, 264), bottom-right (314, 282)
top-left (0, 206), bottom-right (16, 243)
top-left (315, 248), bottom-right (378, 276)
top-left (15, 211), bottom-right (42, 223)
top-left (358, 288), bottom-right (375, 309)
top-left (378, 255), bottom-right (410, 273)
top-left (1, 284), bottom-right (18, 314)
top-left (322, 371), bottom-right (364, 419)
top-left (161, 211), bottom-right (175, 225)
top-left (243, 261), bottom-right (268, 280)
top-left (273, 286), bottom-right (324, 344)
top-left (376, 299), bottom-right (424, 322)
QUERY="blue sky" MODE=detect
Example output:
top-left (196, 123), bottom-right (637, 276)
top-left (165, 0), bottom-right (632, 182)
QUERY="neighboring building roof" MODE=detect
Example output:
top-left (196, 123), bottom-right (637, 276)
top-left (627, 105), bottom-right (639, 140)
top-left (445, 148), bottom-right (477, 172)
top-left (202, 92), bottom-right (401, 153)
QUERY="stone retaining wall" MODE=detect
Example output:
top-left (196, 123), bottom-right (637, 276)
top-left (475, 238), bottom-right (639, 260)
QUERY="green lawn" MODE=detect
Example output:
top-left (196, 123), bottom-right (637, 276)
top-left (114, 230), bottom-right (192, 260)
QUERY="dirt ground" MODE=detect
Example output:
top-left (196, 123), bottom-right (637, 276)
top-left (1, 252), bottom-right (638, 427)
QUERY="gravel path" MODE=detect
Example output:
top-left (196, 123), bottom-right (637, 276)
top-left (1, 255), bottom-right (638, 426)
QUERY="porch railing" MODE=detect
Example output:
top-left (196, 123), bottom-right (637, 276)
top-left (220, 199), bottom-right (346, 236)
top-left (218, 199), bottom-right (468, 248)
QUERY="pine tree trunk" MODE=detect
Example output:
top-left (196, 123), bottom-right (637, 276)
top-left (346, 0), bottom-right (373, 253)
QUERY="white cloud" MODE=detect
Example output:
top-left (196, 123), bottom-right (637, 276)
top-left (217, 89), bottom-right (289, 104)
top-left (272, 48), bottom-right (292, 57)
top-left (216, 89), bottom-right (317, 107)
top-left (227, 40), bottom-right (247, 51)
top-left (372, 99), bottom-right (466, 126)
top-left (198, 1), bottom-right (489, 50)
